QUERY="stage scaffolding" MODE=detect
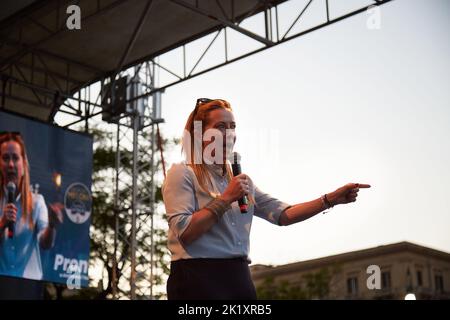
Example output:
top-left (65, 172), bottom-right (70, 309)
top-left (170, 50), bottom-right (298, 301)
top-left (0, 0), bottom-right (394, 299)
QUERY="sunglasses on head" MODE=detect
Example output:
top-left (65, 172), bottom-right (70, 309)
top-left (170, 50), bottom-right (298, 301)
top-left (196, 98), bottom-right (213, 106)
top-left (191, 98), bottom-right (228, 123)
top-left (194, 98), bottom-right (226, 112)
top-left (192, 98), bottom-right (213, 119)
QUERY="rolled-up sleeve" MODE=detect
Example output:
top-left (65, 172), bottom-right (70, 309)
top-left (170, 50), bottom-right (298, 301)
top-left (162, 163), bottom-right (196, 240)
top-left (253, 186), bottom-right (291, 226)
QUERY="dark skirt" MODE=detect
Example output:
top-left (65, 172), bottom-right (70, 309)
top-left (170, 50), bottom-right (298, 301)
top-left (167, 257), bottom-right (257, 300)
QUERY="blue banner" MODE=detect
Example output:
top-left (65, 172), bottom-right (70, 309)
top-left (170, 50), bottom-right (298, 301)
top-left (0, 111), bottom-right (92, 287)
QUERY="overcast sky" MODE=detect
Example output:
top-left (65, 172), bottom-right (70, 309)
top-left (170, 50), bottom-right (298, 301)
top-left (157, 0), bottom-right (450, 266)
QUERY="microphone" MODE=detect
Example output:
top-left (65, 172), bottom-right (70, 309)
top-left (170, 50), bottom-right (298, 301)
top-left (7, 182), bottom-right (16, 239)
top-left (231, 152), bottom-right (248, 214)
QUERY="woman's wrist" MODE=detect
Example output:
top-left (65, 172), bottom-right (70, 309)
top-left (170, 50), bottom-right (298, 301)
top-left (320, 192), bottom-right (337, 211)
top-left (320, 195), bottom-right (330, 210)
top-left (217, 194), bottom-right (232, 206)
top-left (325, 191), bottom-right (338, 207)
top-left (205, 197), bottom-right (232, 220)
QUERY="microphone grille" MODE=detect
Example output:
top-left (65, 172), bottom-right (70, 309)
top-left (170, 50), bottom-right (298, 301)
top-left (233, 152), bottom-right (241, 164)
top-left (7, 181), bottom-right (16, 192)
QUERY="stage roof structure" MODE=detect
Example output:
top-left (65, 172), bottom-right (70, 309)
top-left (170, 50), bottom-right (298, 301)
top-left (0, 0), bottom-right (294, 121)
top-left (1, 0), bottom-right (395, 300)
top-left (0, 0), bottom-right (393, 123)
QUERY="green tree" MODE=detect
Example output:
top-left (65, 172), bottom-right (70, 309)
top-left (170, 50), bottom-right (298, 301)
top-left (256, 267), bottom-right (335, 300)
top-left (45, 127), bottom-right (174, 299)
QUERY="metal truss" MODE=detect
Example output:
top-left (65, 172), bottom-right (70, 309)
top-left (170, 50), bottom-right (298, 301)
top-left (109, 62), bottom-right (162, 299)
top-left (68, 0), bottom-right (393, 300)
top-left (105, 0), bottom-right (395, 300)
top-left (143, 0), bottom-right (393, 97)
top-left (0, 0), bottom-right (395, 300)
top-left (0, 0), bottom-right (128, 119)
top-left (1, 0), bottom-right (393, 126)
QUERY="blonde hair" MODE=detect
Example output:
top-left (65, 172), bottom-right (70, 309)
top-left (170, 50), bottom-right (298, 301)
top-left (181, 99), bottom-right (255, 205)
top-left (0, 133), bottom-right (34, 230)
top-left (182, 99), bottom-right (234, 194)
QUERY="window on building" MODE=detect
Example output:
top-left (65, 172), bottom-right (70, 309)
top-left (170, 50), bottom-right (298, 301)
top-left (347, 277), bottom-right (358, 295)
top-left (381, 271), bottom-right (391, 289)
top-left (435, 275), bottom-right (444, 292)
top-left (417, 270), bottom-right (423, 287)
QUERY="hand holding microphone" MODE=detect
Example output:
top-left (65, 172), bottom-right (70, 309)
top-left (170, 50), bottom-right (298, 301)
top-left (1, 182), bottom-right (17, 238)
top-left (231, 152), bottom-right (249, 213)
top-left (219, 152), bottom-right (249, 213)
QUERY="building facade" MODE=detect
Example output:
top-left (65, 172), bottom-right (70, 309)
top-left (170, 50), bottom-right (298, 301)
top-left (250, 242), bottom-right (450, 300)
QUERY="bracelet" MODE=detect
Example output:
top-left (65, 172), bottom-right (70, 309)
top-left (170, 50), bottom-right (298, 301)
top-left (204, 198), bottom-right (231, 220)
top-left (324, 194), bottom-right (334, 208)
top-left (321, 194), bottom-right (334, 212)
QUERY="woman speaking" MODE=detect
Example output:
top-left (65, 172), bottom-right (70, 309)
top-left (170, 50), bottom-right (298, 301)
top-left (162, 98), bottom-right (370, 300)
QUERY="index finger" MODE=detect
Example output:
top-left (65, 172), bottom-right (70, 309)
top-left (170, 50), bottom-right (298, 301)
top-left (356, 183), bottom-right (371, 188)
